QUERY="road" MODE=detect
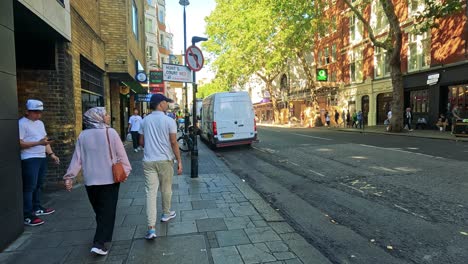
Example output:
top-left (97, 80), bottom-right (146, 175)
top-left (212, 126), bottom-right (468, 264)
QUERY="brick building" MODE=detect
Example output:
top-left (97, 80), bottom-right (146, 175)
top-left (0, 0), bottom-right (147, 249)
top-left (260, 0), bottom-right (467, 127)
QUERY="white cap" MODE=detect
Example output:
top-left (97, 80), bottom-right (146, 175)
top-left (26, 99), bottom-right (44, 111)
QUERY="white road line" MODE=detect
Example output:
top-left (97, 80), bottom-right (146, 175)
top-left (290, 162), bottom-right (299, 166)
top-left (394, 204), bottom-right (428, 219)
top-left (309, 169), bottom-right (326, 177)
top-left (291, 133), bottom-right (333, 141)
top-left (252, 146), bottom-right (268, 153)
top-left (339, 183), bottom-right (364, 194)
top-left (360, 144), bottom-right (444, 159)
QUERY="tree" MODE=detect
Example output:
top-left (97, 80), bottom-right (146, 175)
top-left (204, 0), bottom-right (286, 123)
top-left (341, 0), bottom-right (463, 131)
top-left (197, 77), bottom-right (230, 99)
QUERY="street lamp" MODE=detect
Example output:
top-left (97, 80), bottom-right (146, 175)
top-left (190, 35), bottom-right (208, 178)
top-left (179, 0), bottom-right (190, 133)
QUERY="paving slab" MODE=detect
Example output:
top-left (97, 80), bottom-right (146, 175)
top-left (216, 229), bottom-right (251, 247)
top-left (127, 235), bottom-right (209, 264)
top-left (244, 227), bottom-right (282, 243)
top-left (237, 243), bottom-right (277, 264)
top-left (196, 218), bottom-right (227, 232)
top-left (211, 246), bottom-right (244, 264)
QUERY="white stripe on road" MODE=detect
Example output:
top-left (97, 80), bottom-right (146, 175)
top-left (290, 162), bottom-right (299, 166)
top-left (290, 133), bottom-right (333, 141)
top-left (394, 204), bottom-right (428, 220)
top-left (309, 169), bottom-right (326, 177)
top-left (360, 144), bottom-right (444, 159)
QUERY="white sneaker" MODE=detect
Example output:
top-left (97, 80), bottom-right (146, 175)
top-left (161, 211), bottom-right (176, 222)
top-left (134, 149), bottom-right (138, 153)
top-left (91, 247), bottom-right (108, 256)
top-left (138, 146), bottom-right (144, 151)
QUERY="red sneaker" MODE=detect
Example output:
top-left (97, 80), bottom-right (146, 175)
top-left (24, 216), bottom-right (44, 226)
top-left (35, 207), bottom-right (55, 216)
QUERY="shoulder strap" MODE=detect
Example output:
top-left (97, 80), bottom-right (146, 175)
top-left (106, 128), bottom-right (114, 162)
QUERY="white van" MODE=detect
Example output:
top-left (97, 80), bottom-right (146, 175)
top-left (200, 91), bottom-right (257, 148)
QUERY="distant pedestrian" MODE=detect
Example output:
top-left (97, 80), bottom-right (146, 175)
top-left (139, 94), bottom-right (182, 240)
top-left (357, 111), bottom-right (363, 129)
top-left (341, 110), bottom-right (346, 127)
top-left (451, 104), bottom-right (462, 134)
top-left (334, 110), bottom-right (339, 127)
top-left (346, 111), bottom-right (351, 128)
top-left (385, 109), bottom-right (392, 131)
top-left (64, 107), bottom-right (131, 256)
top-left (352, 111), bottom-right (358, 128)
top-left (325, 111), bottom-right (331, 127)
top-left (404, 107), bottom-right (413, 131)
top-left (19, 99), bottom-right (60, 227)
top-left (128, 109), bottom-right (143, 152)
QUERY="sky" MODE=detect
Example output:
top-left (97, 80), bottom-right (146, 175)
top-left (165, 0), bottom-right (216, 81)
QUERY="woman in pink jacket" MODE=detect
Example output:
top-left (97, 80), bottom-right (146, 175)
top-left (64, 107), bottom-right (131, 256)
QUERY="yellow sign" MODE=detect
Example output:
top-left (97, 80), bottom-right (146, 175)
top-left (120, 86), bottom-right (130, 95)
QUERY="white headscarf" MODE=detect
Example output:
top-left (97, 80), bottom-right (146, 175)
top-left (83, 107), bottom-right (109, 129)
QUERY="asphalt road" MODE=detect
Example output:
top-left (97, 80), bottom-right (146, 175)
top-left (212, 126), bottom-right (468, 264)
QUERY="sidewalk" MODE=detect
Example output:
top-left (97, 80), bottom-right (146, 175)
top-left (259, 123), bottom-right (468, 142)
top-left (0, 141), bottom-right (330, 264)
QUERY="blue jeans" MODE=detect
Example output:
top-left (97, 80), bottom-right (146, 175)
top-left (22, 158), bottom-right (47, 217)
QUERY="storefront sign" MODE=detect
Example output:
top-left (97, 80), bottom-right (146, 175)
top-left (316, 69), bottom-right (328, 82)
top-left (135, 94), bottom-right (152, 102)
top-left (162, 63), bottom-right (192, 83)
top-left (149, 70), bottom-right (164, 85)
top-left (427, 73), bottom-right (440, 86)
top-left (120, 86), bottom-right (130, 95)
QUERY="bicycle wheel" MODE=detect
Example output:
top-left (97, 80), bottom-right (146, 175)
top-left (177, 136), bottom-right (190, 152)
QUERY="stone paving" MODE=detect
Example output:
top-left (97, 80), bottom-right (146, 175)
top-left (0, 141), bottom-right (330, 264)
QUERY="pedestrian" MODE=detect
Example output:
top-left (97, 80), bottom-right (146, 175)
top-left (404, 107), bottom-right (413, 131)
top-left (451, 104), bottom-right (462, 134)
top-left (139, 94), bottom-right (183, 240)
top-left (352, 111), bottom-right (358, 128)
top-left (128, 109), bottom-right (143, 152)
top-left (357, 111), bottom-right (363, 129)
top-left (341, 110), bottom-right (346, 127)
top-left (346, 110), bottom-right (351, 128)
top-left (436, 113), bottom-right (448, 132)
top-left (325, 111), bottom-right (331, 127)
top-left (64, 107), bottom-right (131, 256)
top-left (19, 99), bottom-right (60, 227)
top-left (334, 110), bottom-right (340, 127)
top-left (385, 109), bottom-right (392, 131)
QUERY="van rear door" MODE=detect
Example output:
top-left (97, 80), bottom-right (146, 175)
top-left (216, 96), bottom-right (255, 142)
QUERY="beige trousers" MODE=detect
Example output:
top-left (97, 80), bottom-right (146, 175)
top-left (143, 160), bottom-right (174, 227)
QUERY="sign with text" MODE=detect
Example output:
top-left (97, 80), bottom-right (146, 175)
top-left (162, 63), bottom-right (192, 83)
top-left (135, 94), bottom-right (152, 102)
top-left (149, 70), bottom-right (164, 85)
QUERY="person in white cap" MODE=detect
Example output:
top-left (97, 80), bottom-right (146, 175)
top-left (19, 99), bottom-right (60, 226)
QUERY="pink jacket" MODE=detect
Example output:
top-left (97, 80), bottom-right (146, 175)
top-left (64, 128), bottom-right (131, 186)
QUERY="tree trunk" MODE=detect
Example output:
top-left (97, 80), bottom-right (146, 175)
top-left (266, 81), bottom-right (279, 124)
top-left (389, 59), bottom-right (404, 132)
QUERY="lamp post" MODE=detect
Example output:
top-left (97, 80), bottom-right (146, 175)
top-left (190, 36), bottom-right (208, 178)
top-left (179, 0), bottom-right (190, 133)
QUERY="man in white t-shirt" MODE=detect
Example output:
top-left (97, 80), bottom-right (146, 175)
top-left (128, 109), bottom-right (143, 152)
top-left (19, 99), bottom-right (60, 226)
top-left (138, 94), bottom-right (182, 240)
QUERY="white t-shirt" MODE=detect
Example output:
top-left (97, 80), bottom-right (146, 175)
top-left (19, 117), bottom-right (47, 160)
top-left (139, 111), bottom-right (177, 162)
top-left (387, 111), bottom-right (392, 120)
top-left (128, 115), bottom-right (143, 132)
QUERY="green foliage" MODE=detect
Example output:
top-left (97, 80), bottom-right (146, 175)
top-left (197, 78), bottom-right (230, 99)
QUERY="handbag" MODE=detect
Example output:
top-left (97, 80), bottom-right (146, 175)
top-left (126, 133), bottom-right (132, 142)
top-left (106, 128), bottom-right (127, 183)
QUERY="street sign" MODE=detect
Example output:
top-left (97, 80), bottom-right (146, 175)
top-left (316, 69), bottom-right (328, 81)
top-left (135, 72), bottom-right (147, 83)
top-left (149, 70), bottom-right (164, 85)
top-left (162, 63), bottom-right (192, 83)
top-left (185, 45), bottom-right (204, 72)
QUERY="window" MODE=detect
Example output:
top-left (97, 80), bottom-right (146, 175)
top-left (160, 34), bottom-right (165, 48)
top-left (410, 90), bottom-right (429, 113)
top-left (158, 8), bottom-right (165, 24)
top-left (318, 50), bottom-right (323, 66)
top-left (371, 0), bottom-right (388, 32)
top-left (330, 16), bottom-right (337, 33)
top-left (132, 0), bottom-right (138, 39)
top-left (408, 32), bottom-right (430, 72)
top-left (449, 85), bottom-right (468, 114)
top-left (349, 14), bottom-right (363, 43)
top-left (147, 46), bottom-right (154, 60)
top-left (409, 0), bottom-right (425, 15)
top-left (330, 71), bottom-right (337, 82)
top-left (350, 47), bottom-right (363, 83)
top-left (374, 46), bottom-right (390, 78)
top-left (331, 44), bottom-right (337, 62)
top-left (145, 18), bottom-right (153, 33)
top-left (324, 47), bottom-right (330, 65)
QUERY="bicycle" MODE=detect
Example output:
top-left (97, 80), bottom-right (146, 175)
top-left (177, 126), bottom-right (194, 152)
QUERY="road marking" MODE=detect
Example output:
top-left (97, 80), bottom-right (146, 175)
top-left (290, 133), bottom-right (332, 141)
top-left (360, 144), bottom-right (444, 159)
top-left (394, 204), bottom-right (428, 219)
top-left (252, 146), bottom-right (277, 154)
top-left (309, 169), bottom-right (326, 177)
top-left (290, 162), bottom-right (300, 166)
top-left (339, 183), bottom-right (364, 194)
